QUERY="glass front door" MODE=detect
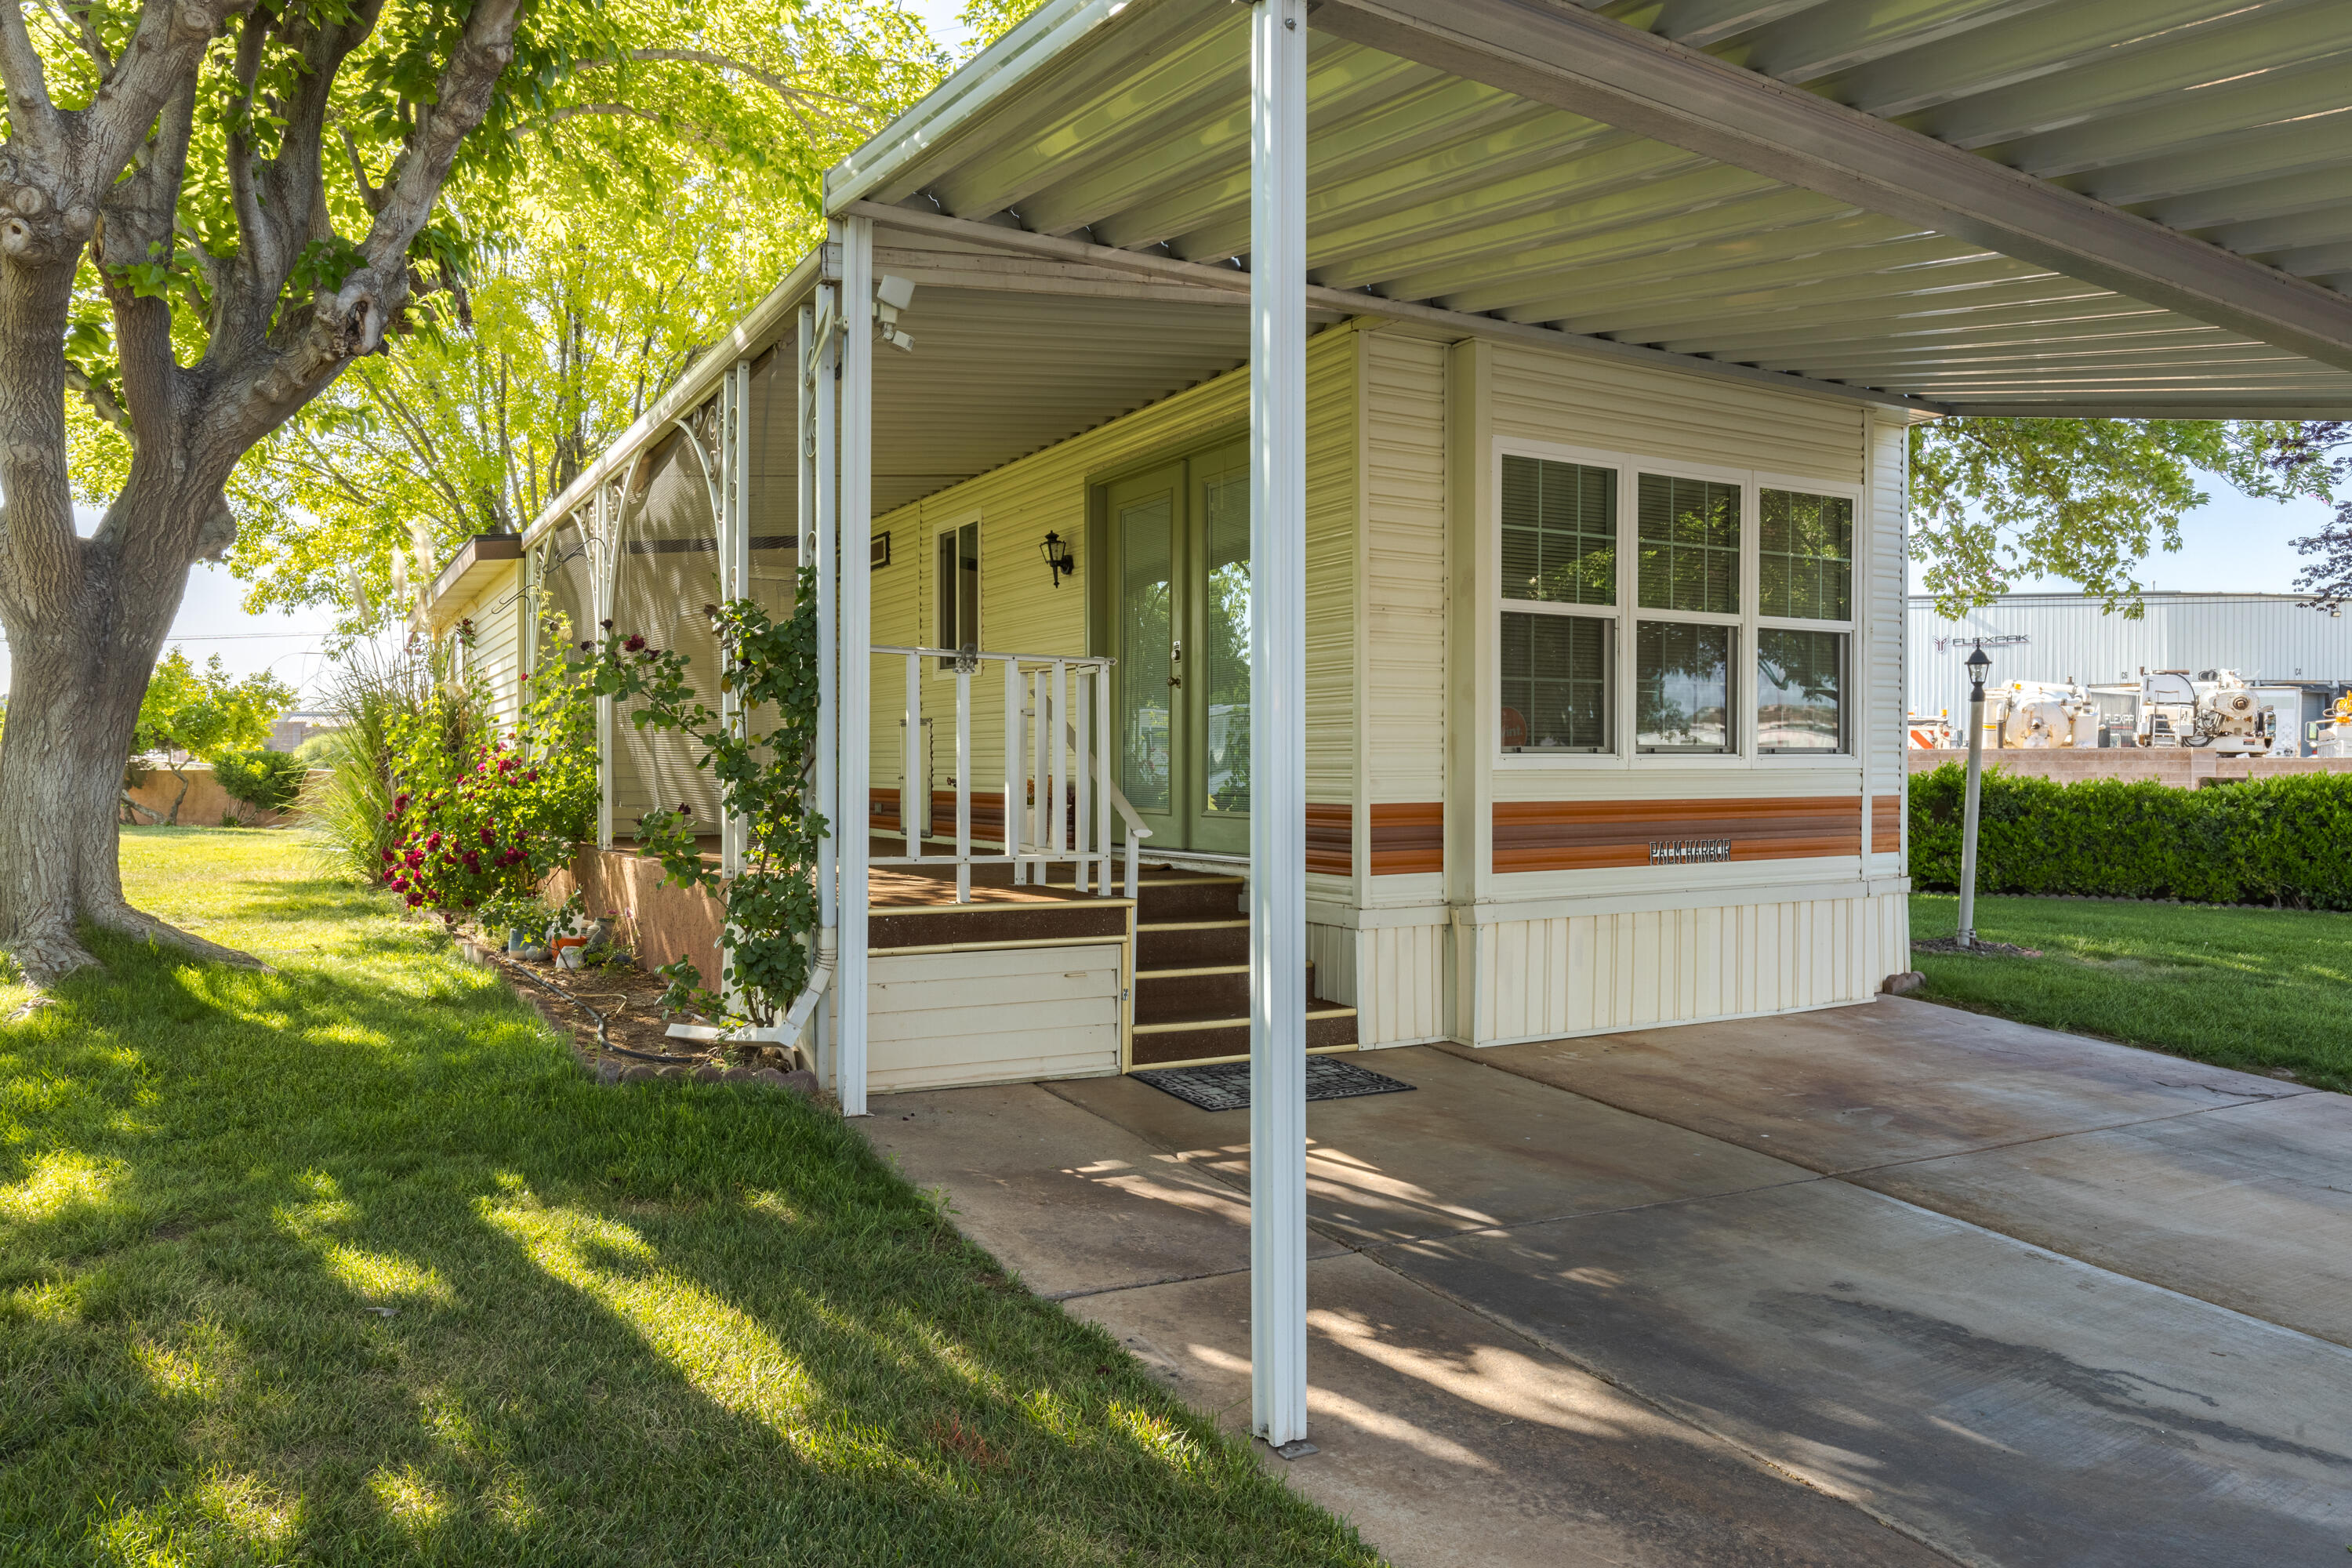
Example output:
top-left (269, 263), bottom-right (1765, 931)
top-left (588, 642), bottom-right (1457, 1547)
top-left (1105, 442), bottom-right (1251, 855)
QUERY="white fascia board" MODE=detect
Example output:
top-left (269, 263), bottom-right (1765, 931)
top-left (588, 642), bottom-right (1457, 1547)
top-left (824, 0), bottom-right (1139, 216)
top-left (1314, 0), bottom-right (2352, 379)
top-left (843, 198), bottom-right (1945, 414)
top-left (518, 249), bottom-right (822, 551)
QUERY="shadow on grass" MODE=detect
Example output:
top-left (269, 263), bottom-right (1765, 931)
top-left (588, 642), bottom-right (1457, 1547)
top-left (1, 888), bottom-right (1377, 1566)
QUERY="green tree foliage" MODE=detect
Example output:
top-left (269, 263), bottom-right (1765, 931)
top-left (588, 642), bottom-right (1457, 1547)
top-left (1906, 418), bottom-right (2328, 617)
top-left (191, 0), bottom-right (951, 633)
top-left (1910, 762), bottom-right (2352, 908)
top-left (958, 0), bottom-right (1047, 50)
top-left (212, 747), bottom-right (307, 815)
top-left (134, 652), bottom-right (293, 766)
top-left (131, 651), bottom-right (294, 823)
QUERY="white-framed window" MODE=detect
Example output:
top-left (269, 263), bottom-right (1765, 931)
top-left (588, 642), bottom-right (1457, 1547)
top-left (1755, 487), bottom-right (1854, 755)
top-left (1498, 452), bottom-right (1617, 754)
top-left (935, 517), bottom-right (979, 669)
top-left (1490, 441), bottom-right (1862, 768)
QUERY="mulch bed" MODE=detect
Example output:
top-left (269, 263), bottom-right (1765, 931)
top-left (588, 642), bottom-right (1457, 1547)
top-left (452, 934), bottom-right (822, 1098)
top-left (1911, 935), bottom-right (2044, 958)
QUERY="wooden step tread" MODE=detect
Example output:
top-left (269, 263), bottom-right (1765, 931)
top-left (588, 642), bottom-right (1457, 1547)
top-left (1134, 1004), bottom-right (1357, 1035)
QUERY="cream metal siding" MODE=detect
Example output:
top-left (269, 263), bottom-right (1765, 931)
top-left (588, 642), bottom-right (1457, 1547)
top-left (1352, 919), bottom-right (1446, 1047)
top-left (1363, 330), bottom-right (1450, 813)
top-left (1867, 414), bottom-right (1910, 868)
top-left (868, 942), bottom-right (1123, 1091)
top-left (449, 564), bottom-right (527, 731)
top-left (867, 324), bottom-right (1360, 815)
top-left (1907, 593), bottom-right (2352, 722)
top-left (1490, 345), bottom-right (1865, 488)
top-left (1468, 890), bottom-right (1907, 1045)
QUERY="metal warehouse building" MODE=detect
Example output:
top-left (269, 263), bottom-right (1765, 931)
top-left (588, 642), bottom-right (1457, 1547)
top-left (1909, 592), bottom-right (2352, 742)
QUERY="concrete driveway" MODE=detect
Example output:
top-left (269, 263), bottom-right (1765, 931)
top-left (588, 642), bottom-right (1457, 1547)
top-left (861, 997), bottom-right (2352, 1567)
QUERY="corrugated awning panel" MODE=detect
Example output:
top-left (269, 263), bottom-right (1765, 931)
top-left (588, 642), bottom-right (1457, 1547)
top-left (837, 0), bottom-right (2352, 415)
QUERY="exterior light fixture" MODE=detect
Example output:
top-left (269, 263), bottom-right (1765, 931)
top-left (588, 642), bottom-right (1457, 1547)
top-left (1958, 643), bottom-right (1994, 950)
top-left (1039, 530), bottom-right (1075, 587)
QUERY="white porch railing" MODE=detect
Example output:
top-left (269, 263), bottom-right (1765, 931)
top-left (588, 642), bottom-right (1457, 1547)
top-left (871, 644), bottom-right (1151, 902)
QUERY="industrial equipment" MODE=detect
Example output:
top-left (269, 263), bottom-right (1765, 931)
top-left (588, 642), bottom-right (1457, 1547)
top-left (1907, 711), bottom-right (1955, 749)
top-left (2130, 668), bottom-right (2277, 753)
top-left (2313, 691), bottom-right (2352, 757)
top-left (1990, 679), bottom-right (2100, 748)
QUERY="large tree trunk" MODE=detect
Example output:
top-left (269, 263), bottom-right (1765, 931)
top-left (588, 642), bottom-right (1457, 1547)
top-left (0, 477), bottom-right (265, 983)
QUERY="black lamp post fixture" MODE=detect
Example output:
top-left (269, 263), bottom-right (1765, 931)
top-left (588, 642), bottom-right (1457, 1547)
top-left (1040, 530), bottom-right (1076, 587)
top-left (1958, 644), bottom-right (1993, 950)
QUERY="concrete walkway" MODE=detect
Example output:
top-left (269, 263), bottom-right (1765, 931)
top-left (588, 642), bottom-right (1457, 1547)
top-left (862, 998), bottom-right (2352, 1567)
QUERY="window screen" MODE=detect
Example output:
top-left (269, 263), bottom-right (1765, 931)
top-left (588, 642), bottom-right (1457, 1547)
top-left (1501, 455), bottom-right (1616, 606)
top-left (936, 521), bottom-right (979, 667)
top-left (1501, 612), bottom-right (1611, 753)
top-left (1757, 628), bottom-right (1845, 753)
top-left (1759, 490), bottom-right (1853, 621)
top-left (1637, 474), bottom-right (1740, 615)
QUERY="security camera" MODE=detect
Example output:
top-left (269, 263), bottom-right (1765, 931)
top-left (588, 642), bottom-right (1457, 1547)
top-left (875, 274), bottom-right (915, 352)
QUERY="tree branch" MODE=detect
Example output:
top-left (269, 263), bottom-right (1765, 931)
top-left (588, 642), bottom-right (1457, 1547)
top-left (63, 358), bottom-right (132, 441)
top-left (38, 0), bottom-right (108, 71)
top-left (0, 1), bottom-right (64, 162)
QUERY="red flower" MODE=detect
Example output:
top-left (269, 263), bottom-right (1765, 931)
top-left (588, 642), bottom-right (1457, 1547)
top-left (426, 831), bottom-right (443, 850)
top-left (478, 826), bottom-right (495, 846)
top-left (622, 633), bottom-right (646, 652)
top-left (380, 848), bottom-right (395, 862)
top-left (392, 793), bottom-right (411, 812)
top-left (405, 891), bottom-right (423, 907)
top-left (404, 850), bottom-right (424, 869)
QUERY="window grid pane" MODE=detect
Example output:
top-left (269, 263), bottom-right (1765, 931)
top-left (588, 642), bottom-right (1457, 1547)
top-left (1636, 474), bottom-right (1740, 614)
top-left (1501, 456), bottom-right (1617, 607)
top-left (1759, 489), bottom-right (1852, 621)
top-left (1757, 627), bottom-right (1844, 753)
top-left (1636, 620), bottom-right (1732, 753)
top-left (1501, 612), bottom-right (1611, 753)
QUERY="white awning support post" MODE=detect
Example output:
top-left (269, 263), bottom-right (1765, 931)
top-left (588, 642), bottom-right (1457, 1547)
top-left (593, 481), bottom-right (615, 850)
top-left (722, 359), bottom-right (752, 882)
top-left (839, 215), bottom-right (877, 1117)
top-left (801, 299), bottom-right (840, 1084)
top-left (1249, 0), bottom-right (1310, 1453)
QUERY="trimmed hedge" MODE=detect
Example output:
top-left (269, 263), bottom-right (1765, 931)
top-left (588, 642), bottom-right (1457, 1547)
top-left (1909, 761), bottom-right (2352, 909)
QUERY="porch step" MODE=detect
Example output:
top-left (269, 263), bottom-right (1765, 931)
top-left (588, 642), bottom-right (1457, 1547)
top-left (1135, 918), bottom-right (1250, 968)
top-left (1130, 1007), bottom-right (1363, 1068)
top-left (1127, 864), bottom-right (1356, 1069)
top-left (1133, 960), bottom-right (1321, 1025)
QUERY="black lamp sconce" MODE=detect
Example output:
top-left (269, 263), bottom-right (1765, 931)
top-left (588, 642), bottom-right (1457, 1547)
top-left (1040, 530), bottom-right (1076, 587)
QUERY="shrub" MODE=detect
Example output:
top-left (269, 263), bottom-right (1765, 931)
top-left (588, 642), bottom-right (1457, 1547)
top-left (376, 612), bottom-right (597, 922)
top-left (1910, 762), bottom-right (2352, 909)
top-left (214, 748), bottom-right (308, 815)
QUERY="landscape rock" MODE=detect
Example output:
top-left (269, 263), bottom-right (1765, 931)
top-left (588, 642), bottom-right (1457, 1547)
top-left (1881, 970), bottom-right (1927, 996)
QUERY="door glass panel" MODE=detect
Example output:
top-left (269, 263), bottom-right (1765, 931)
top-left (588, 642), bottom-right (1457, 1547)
top-left (1118, 494), bottom-right (1174, 813)
top-left (1201, 470), bottom-right (1251, 818)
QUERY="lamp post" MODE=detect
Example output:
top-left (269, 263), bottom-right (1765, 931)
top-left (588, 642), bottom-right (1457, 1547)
top-left (1957, 644), bottom-right (1991, 950)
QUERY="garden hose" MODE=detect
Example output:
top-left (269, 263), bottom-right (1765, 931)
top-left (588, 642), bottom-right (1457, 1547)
top-left (501, 957), bottom-right (695, 1066)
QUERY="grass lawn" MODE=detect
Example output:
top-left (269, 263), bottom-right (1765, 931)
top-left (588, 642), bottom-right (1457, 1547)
top-left (2, 829), bottom-right (1379, 1566)
top-left (1908, 893), bottom-right (2352, 1093)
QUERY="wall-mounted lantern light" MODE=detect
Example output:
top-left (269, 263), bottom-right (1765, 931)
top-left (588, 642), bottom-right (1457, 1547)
top-left (1039, 530), bottom-right (1076, 587)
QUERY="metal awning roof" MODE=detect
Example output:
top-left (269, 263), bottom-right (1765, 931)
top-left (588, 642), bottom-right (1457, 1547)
top-left (826, 0), bottom-right (2352, 418)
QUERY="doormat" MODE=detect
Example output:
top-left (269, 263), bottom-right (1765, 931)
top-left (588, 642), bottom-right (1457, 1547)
top-left (1131, 1057), bottom-right (1415, 1113)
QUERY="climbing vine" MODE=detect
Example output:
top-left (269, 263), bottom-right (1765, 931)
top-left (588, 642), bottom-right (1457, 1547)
top-left (582, 567), bottom-right (826, 1022)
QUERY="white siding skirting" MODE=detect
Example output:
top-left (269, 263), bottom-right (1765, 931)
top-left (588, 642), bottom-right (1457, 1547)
top-left (867, 942), bottom-right (1123, 1092)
